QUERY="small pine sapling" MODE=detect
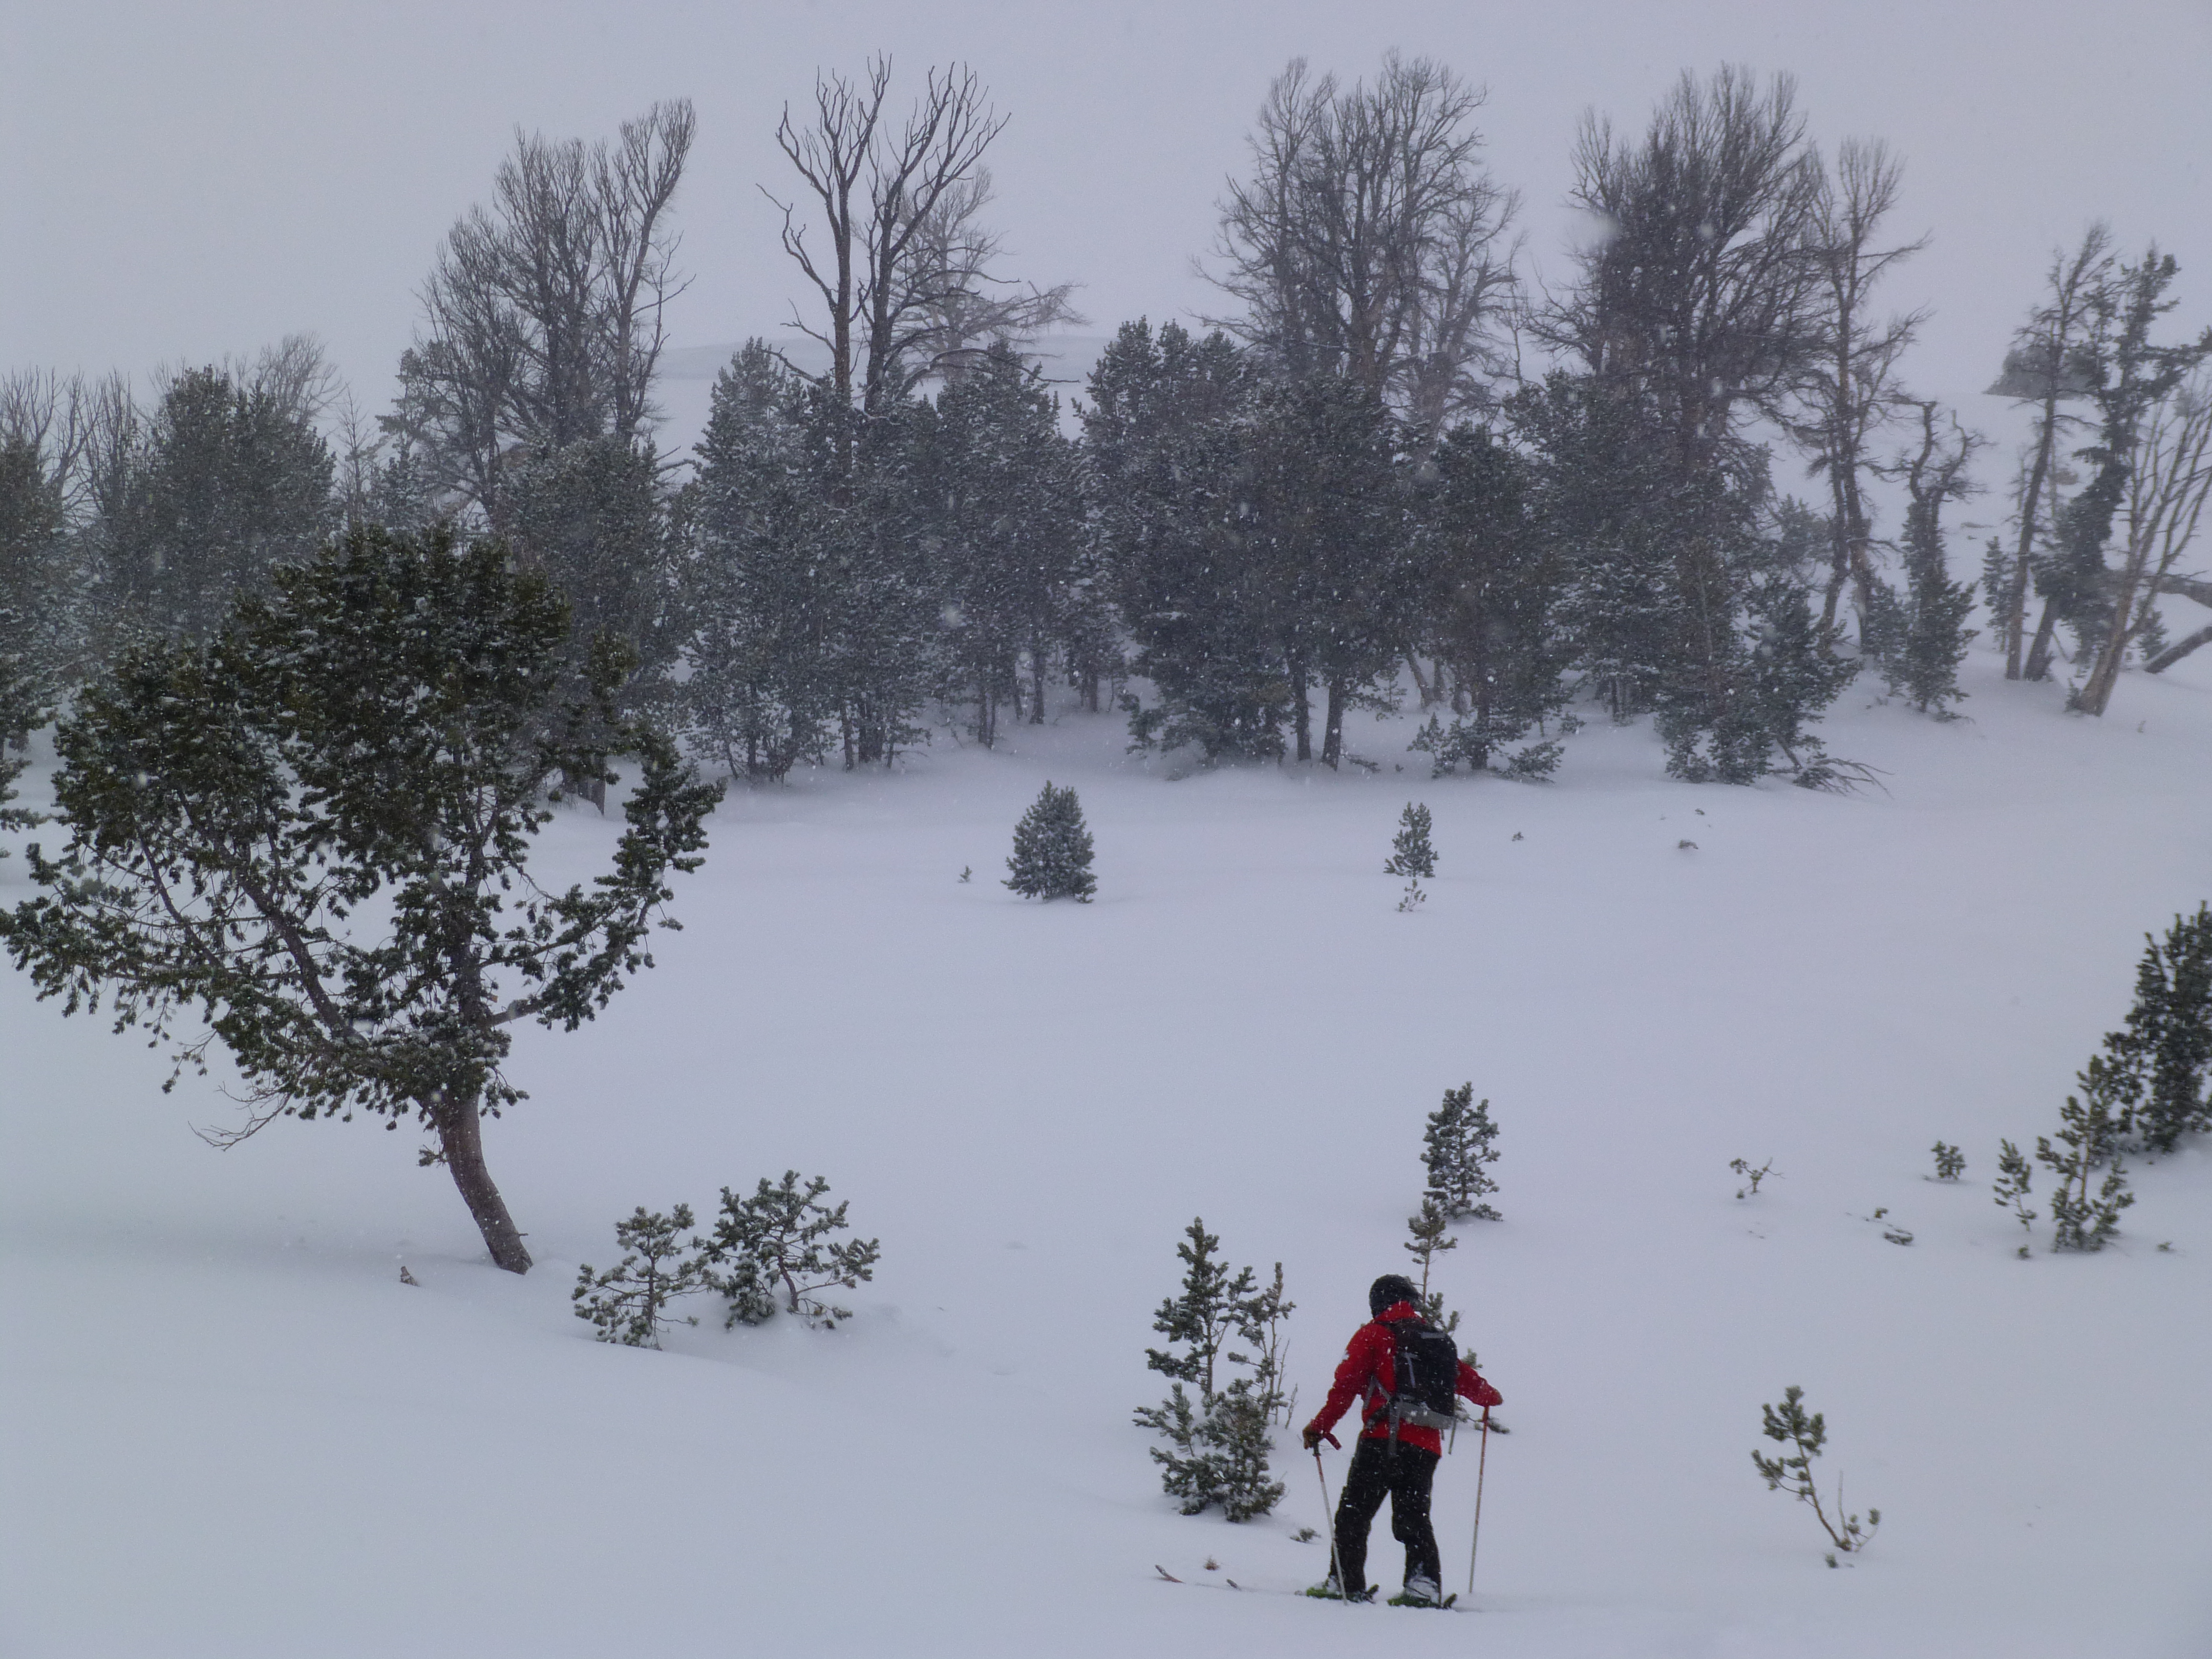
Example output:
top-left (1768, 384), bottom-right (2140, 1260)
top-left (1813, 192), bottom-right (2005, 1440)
top-left (1133, 1217), bottom-right (1292, 1521)
top-left (571, 1204), bottom-right (710, 1348)
top-left (1730, 1157), bottom-right (1778, 1199)
top-left (1403, 1196), bottom-right (1461, 1332)
top-left (2036, 1060), bottom-right (2136, 1252)
top-left (1396, 877), bottom-right (1427, 912)
top-left (1930, 1142), bottom-right (1966, 1181)
top-left (704, 1172), bottom-right (881, 1328)
top-left (1422, 1083), bottom-right (1501, 1220)
top-left (1992, 1139), bottom-right (2037, 1253)
top-left (1752, 1385), bottom-right (1880, 1560)
top-left (1383, 801), bottom-right (1437, 879)
top-left (1004, 780), bottom-right (1097, 901)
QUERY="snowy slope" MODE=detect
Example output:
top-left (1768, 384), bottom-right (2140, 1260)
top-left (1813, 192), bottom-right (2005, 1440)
top-left (4, 641), bottom-right (2209, 1659)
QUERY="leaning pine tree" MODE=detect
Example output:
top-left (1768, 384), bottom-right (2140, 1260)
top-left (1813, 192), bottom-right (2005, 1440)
top-left (0, 526), bottom-right (721, 1273)
top-left (1005, 780), bottom-right (1096, 901)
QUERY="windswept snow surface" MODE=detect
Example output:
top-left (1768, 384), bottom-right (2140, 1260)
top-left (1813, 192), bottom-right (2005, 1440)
top-left (4, 646), bottom-right (2210, 1658)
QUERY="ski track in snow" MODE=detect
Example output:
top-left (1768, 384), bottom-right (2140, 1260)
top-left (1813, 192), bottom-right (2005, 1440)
top-left (4, 642), bottom-right (2210, 1658)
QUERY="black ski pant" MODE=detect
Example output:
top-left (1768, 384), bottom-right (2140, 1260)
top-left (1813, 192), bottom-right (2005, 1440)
top-left (1332, 1436), bottom-right (1441, 1592)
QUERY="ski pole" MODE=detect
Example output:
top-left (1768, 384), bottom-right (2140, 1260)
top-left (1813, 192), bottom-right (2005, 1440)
top-left (1465, 1407), bottom-right (1491, 1600)
top-left (1311, 1433), bottom-right (1346, 1595)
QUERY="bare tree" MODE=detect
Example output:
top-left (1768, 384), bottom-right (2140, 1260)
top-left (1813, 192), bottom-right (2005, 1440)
top-left (391, 100), bottom-right (694, 519)
top-left (894, 170), bottom-right (1083, 385)
top-left (1987, 225), bottom-right (2113, 678)
top-left (1784, 138), bottom-right (1928, 637)
top-left (1551, 66), bottom-right (1826, 473)
top-left (1212, 53), bottom-right (1519, 423)
top-left (2084, 372), bottom-right (2212, 700)
top-left (768, 59), bottom-right (1072, 423)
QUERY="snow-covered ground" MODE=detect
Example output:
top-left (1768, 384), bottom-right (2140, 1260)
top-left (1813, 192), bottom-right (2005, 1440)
top-left (4, 633), bottom-right (2209, 1659)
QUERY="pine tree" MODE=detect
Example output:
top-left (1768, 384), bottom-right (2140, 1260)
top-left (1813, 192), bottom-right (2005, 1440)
top-left (1874, 401), bottom-right (1981, 715)
top-left (0, 526), bottom-right (719, 1273)
top-left (571, 1204), bottom-right (710, 1347)
top-left (104, 366), bottom-right (335, 644)
top-left (911, 344), bottom-right (1087, 745)
top-left (2036, 1060), bottom-right (2136, 1251)
top-left (703, 1171), bottom-right (881, 1329)
top-left (1005, 781), bottom-right (1096, 901)
top-left (1133, 1217), bottom-right (1291, 1521)
top-left (1403, 1197), bottom-right (1461, 1332)
top-left (1929, 1142), bottom-right (1966, 1181)
top-left (1384, 802), bottom-right (1437, 879)
top-left (1422, 1083), bottom-right (1501, 1220)
top-left (1992, 1138), bottom-right (2037, 1243)
top-left (1751, 1385), bottom-right (1880, 1559)
top-left (2107, 906), bottom-right (2212, 1154)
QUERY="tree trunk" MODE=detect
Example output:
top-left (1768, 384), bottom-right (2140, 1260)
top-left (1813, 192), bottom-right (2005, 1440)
top-left (1321, 680), bottom-right (1346, 769)
top-left (2023, 595), bottom-right (2063, 682)
top-left (2005, 408), bottom-right (2059, 678)
top-left (1030, 648), bottom-right (1047, 724)
top-left (2145, 623), bottom-right (2212, 674)
top-left (1406, 653), bottom-right (1436, 707)
top-left (434, 1089), bottom-right (531, 1273)
top-left (1290, 659), bottom-right (1312, 763)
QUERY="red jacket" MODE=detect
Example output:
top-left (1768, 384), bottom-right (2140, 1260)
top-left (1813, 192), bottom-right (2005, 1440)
top-left (1305, 1302), bottom-right (1502, 1458)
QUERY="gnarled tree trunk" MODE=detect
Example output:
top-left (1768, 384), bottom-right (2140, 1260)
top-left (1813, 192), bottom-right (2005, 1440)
top-left (433, 1088), bottom-right (532, 1273)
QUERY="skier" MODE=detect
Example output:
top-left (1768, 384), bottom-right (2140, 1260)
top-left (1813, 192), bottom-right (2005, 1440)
top-left (1301, 1272), bottom-right (1502, 1606)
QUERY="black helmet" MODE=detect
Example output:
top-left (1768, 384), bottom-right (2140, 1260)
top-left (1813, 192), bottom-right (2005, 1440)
top-left (1369, 1274), bottom-right (1419, 1315)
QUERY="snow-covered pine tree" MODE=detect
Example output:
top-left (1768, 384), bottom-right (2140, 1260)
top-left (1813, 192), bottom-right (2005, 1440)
top-left (1005, 780), bottom-right (1096, 901)
top-left (2036, 1059), bottom-right (2136, 1251)
top-left (1133, 1217), bottom-right (1291, 1521)
top-left (1384, 802), bottom-right (1436, 879)
top-left (703, 1172), bottom-right (881, 1328)
top-left (1422, 1083), bottom-right (1501, 1220)
top-left (571, 1204), bottom-right (710, 1347)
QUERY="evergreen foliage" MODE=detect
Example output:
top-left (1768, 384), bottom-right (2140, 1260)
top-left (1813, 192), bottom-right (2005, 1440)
top-left (2037, 1060), bottom-right (2136, 1251)
top-left (1752, 1385), bottom-right (1880, 1558)
top-left (1005, 780), bottom-right (1096, 901)
top-left (1421, 1083), bottom-right (1501, 1220)
top-left (1383, 801), bottom-right (1437, 879)
top-left (703, 1171), bottom-right (881, 1329)
top-left (103, 366), bottom-right (335, 644)
top-left (1134, 1217), bottom-right (1292, 1522)
top-left (1873, 402), bottom-right (1980, 715)
top-left (1403, 1197), bottom-right (1460, 1332)
top-left (683, 343), bottom-right (938, 776)
top-left (503, 436), bottom-right (676, 694)
top-left (1992, 1139), bottom-right (2037, 1240)
top-left (2107, 905), bottom-right (2212, 1153)
top-left (1407, 423), bottom-right (1575, 776)
top-left (0, 435), bottom-right (79, 708)
top-left (1929, 1142), bottom-right (1966, 1181)
top-left (912, 344), bottom-right (1090, 746)
top-left (0, 525), bottom-right (720, 1273)
top-left (571, 1204), bottom-right (710, 1347)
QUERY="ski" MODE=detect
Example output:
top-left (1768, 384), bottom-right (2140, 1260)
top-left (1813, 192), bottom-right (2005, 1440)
top-left (1156, 1566), bottom-right (1465, 1607)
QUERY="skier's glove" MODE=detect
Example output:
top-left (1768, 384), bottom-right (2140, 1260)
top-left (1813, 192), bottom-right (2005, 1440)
top-left (1301, 1426), bottom-right (1339, 1452)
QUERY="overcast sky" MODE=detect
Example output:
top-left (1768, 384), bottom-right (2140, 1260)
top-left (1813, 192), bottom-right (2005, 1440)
top-left (5, 0), bottom-right (2207, 452)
